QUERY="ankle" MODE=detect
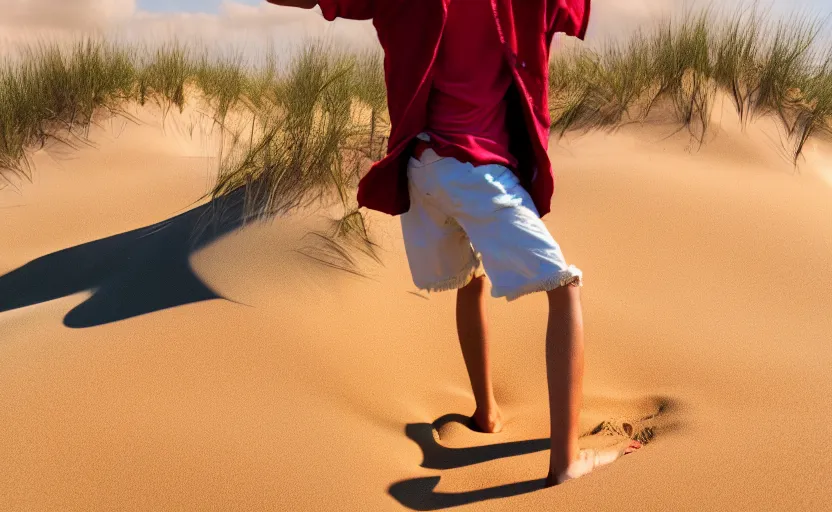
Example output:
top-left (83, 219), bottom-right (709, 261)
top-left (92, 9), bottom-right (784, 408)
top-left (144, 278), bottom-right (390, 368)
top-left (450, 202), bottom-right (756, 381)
top-left (471, 403), bottom-right (503, 433)
top-left (477, 404), bottom-right (501, 416)
top-left (549, 446), bottom-right (579, 478)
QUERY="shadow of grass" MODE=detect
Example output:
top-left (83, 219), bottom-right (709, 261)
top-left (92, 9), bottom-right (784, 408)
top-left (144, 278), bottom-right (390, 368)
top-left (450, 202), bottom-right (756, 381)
top-left (0, 189), bottom-right (249, 328)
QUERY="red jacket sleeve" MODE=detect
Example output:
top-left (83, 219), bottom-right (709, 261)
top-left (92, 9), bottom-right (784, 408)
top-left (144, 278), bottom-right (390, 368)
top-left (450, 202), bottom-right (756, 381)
top-left (548, 0), bottom-right (590, 40)
top-left (317, 0), bottom-right (378, 20)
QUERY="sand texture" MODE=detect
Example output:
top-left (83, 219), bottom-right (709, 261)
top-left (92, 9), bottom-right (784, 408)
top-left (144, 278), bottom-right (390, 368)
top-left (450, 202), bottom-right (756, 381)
top-left (2, 99), bottom-right (831, 511)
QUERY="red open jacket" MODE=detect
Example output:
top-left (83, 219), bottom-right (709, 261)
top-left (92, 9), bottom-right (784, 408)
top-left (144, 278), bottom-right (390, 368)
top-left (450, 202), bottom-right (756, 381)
top-left (318, 0), bottom-right (590, 218)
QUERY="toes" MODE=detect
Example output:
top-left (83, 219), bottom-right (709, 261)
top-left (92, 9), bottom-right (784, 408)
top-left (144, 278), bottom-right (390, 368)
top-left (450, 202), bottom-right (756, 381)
top-left (623, 440), bottom-right (642, 454)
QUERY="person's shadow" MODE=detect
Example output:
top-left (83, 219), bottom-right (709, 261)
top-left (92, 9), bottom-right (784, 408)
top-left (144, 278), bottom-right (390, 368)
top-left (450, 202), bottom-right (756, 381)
top-left (388, 414), bottom-right (551, 510)
top-left (0, 190), bottom-right (250, 328)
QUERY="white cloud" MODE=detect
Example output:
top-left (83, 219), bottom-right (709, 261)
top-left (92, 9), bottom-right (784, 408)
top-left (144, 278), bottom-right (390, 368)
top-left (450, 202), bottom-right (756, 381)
top-left (0, 0), bottom-right (136, 29)
top-left (585, 0), bottom-right (677, 41)
top-left (129, 2), bottom-right (377, 53)
top-left (0, 0), bottom-right (376, 57)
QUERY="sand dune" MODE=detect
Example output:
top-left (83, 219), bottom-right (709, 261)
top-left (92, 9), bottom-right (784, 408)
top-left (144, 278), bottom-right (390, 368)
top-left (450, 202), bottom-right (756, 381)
top-left (1, 98), bottom-right (831, 510)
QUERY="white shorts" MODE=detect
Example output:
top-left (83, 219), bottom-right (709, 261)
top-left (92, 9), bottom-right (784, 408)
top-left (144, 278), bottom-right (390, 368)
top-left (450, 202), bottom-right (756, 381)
top-left (401, 148), bottom-right (582, 301)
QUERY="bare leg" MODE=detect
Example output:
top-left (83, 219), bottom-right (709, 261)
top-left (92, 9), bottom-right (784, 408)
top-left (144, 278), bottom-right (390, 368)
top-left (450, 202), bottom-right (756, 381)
top-left (456, 274), bottom-right (503, 433)
top-left (544, 284), bottom-right (584, 480)
top-left (544, 285), bottom-right (640, 486)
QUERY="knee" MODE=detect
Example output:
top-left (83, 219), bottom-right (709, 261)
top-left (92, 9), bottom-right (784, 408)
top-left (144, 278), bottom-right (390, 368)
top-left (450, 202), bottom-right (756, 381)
top-left (545, 282), bottom-right (580, 309)
top-left (460, 274), bottom-right (488, 295)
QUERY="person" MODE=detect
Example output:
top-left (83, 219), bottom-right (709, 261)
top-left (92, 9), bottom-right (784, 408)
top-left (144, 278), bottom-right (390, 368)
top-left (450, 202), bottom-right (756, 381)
top-left (266, 0), bottom-right (641, 486)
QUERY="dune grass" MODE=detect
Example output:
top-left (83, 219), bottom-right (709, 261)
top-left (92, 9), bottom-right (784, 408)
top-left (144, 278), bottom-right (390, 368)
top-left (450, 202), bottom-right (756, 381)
top-left (205, 44), bottom-right (386, 273)
top-left (0, 7), bottom-right (830, 270)
top-left (0, 40), bottom-right (136, 181)
top-left (0, 37), bottom-right (387, 272)
top-left (549, 7), bottom-right (832, 160)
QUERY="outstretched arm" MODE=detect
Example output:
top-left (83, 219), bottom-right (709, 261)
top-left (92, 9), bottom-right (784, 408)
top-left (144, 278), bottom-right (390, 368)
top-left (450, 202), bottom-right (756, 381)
top-left (266, 0), bottom-right (317, 8)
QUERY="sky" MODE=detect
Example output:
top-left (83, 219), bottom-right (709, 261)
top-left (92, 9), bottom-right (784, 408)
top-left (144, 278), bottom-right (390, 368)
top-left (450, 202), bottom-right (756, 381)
top-left (0, 0), bottom-right (829, 55)
top-left (138, 0), bottom-right (259, 12)
top-left (134, 0), bottom-right (831, 15)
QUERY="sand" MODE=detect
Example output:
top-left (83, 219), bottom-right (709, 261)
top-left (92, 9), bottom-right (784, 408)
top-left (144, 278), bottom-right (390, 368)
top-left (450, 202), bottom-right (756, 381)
top-left (1, 98), bottom-right (831, 511)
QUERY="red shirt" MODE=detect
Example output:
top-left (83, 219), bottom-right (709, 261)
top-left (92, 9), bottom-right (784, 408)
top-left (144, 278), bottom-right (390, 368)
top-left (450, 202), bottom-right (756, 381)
top-left (423, 0), bottom-right (517, 170)
top-left (318, 0), bottom-right (591, 218)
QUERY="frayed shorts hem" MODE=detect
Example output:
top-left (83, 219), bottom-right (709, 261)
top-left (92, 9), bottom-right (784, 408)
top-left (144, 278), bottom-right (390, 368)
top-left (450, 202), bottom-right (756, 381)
top-left (500, 265), bottom-right (583, 302)
top-left (414, 264), bottom-right (582, 301)
top-left (415, 255), bottom-right (485, 294)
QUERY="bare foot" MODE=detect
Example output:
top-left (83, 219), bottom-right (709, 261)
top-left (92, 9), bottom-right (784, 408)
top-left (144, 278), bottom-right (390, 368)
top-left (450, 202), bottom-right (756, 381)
top-left (544, 440), bottom-right (642, 487)
top-left (469, 405), bottom-right (503, 433)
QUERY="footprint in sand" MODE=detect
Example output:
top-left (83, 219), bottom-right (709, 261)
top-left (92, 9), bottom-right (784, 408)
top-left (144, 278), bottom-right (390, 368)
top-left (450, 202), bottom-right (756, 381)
top-left (389, 395), bottom-right (679, 510)
top-left (579, 395), bottom-right (679, 448)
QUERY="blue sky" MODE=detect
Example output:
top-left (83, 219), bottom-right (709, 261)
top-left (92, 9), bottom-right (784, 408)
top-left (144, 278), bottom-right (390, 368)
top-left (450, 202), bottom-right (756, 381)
top-left (138, 0), bottom-right (259, 12)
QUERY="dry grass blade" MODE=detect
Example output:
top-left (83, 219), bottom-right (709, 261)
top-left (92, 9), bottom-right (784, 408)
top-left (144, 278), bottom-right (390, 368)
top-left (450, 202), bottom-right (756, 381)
top-left (548, 6), bottom-right (831, 157)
